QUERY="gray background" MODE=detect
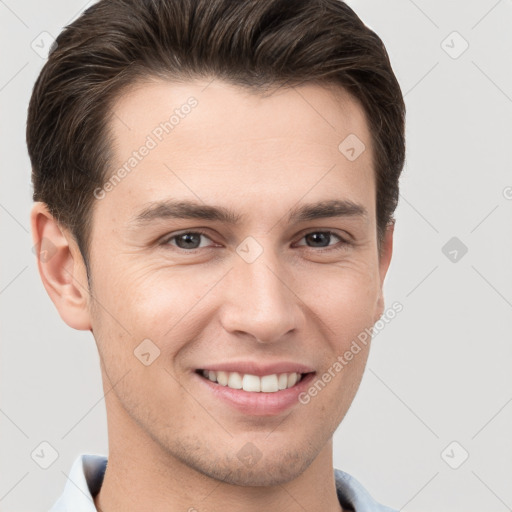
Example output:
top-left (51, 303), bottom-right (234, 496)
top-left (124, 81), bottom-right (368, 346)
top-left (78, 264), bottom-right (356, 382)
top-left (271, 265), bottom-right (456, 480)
top-left (1, 0), bottom-right (511, 510)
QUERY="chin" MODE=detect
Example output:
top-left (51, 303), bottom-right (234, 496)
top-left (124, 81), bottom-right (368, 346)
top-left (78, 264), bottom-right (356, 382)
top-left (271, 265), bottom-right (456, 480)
top-left (214, 461), bottom-right (312, 487)
top-left (189, 445), bottom-right (318, 487)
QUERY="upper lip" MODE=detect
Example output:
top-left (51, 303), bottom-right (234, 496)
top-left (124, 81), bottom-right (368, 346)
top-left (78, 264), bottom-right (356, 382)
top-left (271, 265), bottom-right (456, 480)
top-left (196, 361), bottom-right (315, 377)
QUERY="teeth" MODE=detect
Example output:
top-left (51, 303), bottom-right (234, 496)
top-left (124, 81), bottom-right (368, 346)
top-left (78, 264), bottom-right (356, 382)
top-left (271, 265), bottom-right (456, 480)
top-left (200, 370), bottom-right (304, 392)
top-left (227, 371), bottom-right (243, 389)
top-left (278, 373), bottom-right (288, 390)
top-left (288, 372), bottom-right (298, 387)
top-left (260, 374), bottom-right (278, 392)
top-left (216, 370), bottom-right (228, 386)
top-left (243, 374), bottom-right (261, 392)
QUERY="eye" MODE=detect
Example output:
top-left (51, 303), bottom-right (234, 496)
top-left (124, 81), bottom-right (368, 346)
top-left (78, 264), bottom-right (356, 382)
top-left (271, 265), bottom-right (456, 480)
top-left (163, 230), bottom-right (215, 250)
top-left (294, 230), bottom-right (349, 250)
top-left (161, 229), bottom-right (350, 252)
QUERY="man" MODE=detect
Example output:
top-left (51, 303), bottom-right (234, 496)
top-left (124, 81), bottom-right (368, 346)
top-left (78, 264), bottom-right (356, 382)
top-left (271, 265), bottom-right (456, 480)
top-left (27, 0), bottom-right (405, 510)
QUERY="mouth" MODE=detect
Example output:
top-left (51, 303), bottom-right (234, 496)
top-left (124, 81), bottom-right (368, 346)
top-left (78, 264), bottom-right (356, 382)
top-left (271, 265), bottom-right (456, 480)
top-left (195, 368), bottom-right (314, 393)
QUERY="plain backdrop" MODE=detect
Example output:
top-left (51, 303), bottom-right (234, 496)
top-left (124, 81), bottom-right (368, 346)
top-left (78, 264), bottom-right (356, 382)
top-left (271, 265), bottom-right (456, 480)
top-left (1, 1), bottom-right (511, 511)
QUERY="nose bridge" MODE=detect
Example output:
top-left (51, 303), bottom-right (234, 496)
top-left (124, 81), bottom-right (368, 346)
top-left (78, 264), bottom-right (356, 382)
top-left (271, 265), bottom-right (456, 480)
top-left (221, 242), bottom-right (300, 343)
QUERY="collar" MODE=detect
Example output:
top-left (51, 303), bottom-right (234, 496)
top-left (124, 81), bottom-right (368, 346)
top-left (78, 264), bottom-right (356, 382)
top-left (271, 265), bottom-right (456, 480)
top-left (49, 454), bottom-right (396, 512)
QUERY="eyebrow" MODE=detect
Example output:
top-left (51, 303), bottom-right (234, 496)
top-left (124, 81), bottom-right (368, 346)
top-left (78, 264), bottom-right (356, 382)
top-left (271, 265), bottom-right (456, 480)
top-left (130, 198), bottom-right (368, 227)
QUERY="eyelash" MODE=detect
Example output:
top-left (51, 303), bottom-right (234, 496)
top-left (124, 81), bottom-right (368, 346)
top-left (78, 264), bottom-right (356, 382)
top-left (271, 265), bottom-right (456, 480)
top-left (161, 229), bottom-right (351, 253)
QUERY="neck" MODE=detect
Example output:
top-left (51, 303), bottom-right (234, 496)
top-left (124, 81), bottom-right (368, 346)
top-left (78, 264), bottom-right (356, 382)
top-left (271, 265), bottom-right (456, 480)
top-left (94, 366), bottom-right (344, 512)
top-left (94, 409), bottom-right (344, 512)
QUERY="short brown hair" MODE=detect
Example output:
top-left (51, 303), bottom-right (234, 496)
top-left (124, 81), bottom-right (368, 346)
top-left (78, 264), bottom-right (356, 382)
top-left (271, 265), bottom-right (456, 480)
top-left (27, 0), bottom-right (406, 276)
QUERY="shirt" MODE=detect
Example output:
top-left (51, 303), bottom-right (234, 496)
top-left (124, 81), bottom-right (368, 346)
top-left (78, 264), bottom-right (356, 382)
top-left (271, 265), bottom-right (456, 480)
top-left (48, 453), bottom-right (398, 512)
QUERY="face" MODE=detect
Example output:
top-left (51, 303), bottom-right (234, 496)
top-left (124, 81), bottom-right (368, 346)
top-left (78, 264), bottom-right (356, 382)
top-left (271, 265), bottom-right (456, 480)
top-left (82, 78), bottom-right (393, 485)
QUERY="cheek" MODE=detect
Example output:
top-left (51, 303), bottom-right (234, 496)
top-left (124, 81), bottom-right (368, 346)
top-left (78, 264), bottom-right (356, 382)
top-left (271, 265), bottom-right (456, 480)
top-left (91, 261), bottom-right (223, 359)
top-left (295, 260), bottom-right (380, 334)
top-left (90, 248), bottom-right (380, 363)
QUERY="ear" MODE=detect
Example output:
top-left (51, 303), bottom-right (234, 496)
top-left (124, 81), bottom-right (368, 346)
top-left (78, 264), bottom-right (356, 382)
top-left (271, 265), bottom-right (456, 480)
top-left (30, 202), bottom-right (92, 330)
top-left (373, 221), bottom-right (394, 323)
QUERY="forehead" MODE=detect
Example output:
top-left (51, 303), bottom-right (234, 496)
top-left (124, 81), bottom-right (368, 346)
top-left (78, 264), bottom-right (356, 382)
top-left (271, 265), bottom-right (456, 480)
top-left (109, 78), bottom-right (371, 150)
top-left (100, 78), bottom-right (375, 225)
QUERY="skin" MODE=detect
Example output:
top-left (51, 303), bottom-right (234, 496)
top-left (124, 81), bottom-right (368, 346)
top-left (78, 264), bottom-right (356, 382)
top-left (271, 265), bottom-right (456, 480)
top-left (31, 78), bottom-right (393, 512)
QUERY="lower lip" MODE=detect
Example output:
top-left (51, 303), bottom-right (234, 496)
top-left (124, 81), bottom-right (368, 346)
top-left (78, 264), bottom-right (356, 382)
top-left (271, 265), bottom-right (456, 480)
top-left (194, 371), bottom-right (316, 416)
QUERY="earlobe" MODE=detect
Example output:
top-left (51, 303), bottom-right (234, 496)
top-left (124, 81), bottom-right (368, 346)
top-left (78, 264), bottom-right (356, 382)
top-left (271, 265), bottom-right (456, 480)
top-left (374, 221), bottom-right (394, 322)
top-left (30, 202), bottom-right (92, 331)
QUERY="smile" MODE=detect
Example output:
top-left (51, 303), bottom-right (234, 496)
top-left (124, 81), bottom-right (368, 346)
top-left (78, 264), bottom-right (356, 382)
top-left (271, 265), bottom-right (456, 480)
top-left (196, 369), bottom-right (308, 392)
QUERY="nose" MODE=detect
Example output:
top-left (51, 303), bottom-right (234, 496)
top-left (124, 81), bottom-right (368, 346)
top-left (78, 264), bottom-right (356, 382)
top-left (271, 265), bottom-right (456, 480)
top-left (219, 248), bottom-right (303, 344)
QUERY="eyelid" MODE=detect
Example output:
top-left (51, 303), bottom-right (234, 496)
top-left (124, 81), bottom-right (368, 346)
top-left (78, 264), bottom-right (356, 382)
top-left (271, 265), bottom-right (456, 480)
top-left (160, 228), bottom-right (352, 251)
top-left (293, 230), bottom-right (347, 247)
top-left (160, 228), bottom-right (215, 249)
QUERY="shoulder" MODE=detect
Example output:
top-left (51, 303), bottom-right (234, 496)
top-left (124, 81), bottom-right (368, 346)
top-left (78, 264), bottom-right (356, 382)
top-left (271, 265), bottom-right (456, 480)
top-left (334, 468), bottom-right (398, 512)
top-left (48, 453), bottom-right (107, 512)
